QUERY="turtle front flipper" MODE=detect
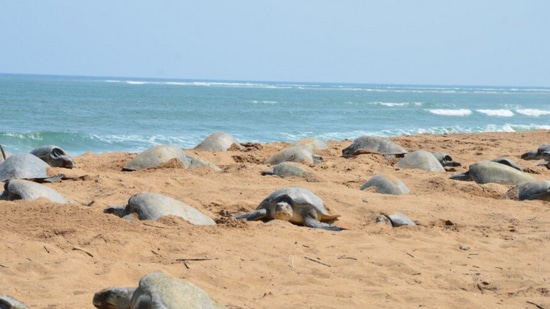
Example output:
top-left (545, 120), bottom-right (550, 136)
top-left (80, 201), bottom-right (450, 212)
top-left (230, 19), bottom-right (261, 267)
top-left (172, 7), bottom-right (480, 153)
top-left (234, 209), bottom-right (268, 221)
top-left (303, 215), bottom-right (345, 231)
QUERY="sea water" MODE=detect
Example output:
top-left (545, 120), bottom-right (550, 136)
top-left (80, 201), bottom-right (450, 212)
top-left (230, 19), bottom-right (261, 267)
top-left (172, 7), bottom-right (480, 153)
top-left (1, 74), bottom-right (549, 155)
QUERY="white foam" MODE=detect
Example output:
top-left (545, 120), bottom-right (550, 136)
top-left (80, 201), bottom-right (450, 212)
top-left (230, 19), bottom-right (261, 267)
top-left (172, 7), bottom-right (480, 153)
top-left (475, 109), bottom-right (514, 117)
top-left (515, 109), bottom-right (550, 117)
top-left (428, 109), bottom-right (472, 116)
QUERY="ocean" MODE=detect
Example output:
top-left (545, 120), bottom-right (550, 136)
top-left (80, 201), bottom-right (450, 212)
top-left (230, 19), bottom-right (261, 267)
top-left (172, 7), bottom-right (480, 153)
top-left (1, 74), bottom-right (549, 155)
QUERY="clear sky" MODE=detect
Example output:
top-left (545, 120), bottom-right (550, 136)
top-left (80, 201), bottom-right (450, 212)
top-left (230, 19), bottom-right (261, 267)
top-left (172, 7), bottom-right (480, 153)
top-left (1, 1), bottom-right (549, 86)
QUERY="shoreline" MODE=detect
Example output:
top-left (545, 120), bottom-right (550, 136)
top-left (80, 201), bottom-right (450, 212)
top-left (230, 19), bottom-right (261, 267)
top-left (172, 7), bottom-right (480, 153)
top-left (1, 130), bottom-right (549, 308)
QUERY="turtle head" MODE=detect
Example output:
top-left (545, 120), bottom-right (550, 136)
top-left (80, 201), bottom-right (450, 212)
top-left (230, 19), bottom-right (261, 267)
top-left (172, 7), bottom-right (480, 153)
top-left (50, 147), bottom-right (75, 168)
top-left (274, 202), bottom-right (293, 221)
top-left (521, 150), bottom-right (539, 160)
top-left (93, 287), bottom-right (136, 309)
top-left (103, 206), bottom-right (128, 218)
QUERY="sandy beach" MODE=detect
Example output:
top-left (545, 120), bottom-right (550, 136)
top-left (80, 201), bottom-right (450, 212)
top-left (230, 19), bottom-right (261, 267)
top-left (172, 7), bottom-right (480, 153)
top-left (1, 130), bottom-right (549, 308)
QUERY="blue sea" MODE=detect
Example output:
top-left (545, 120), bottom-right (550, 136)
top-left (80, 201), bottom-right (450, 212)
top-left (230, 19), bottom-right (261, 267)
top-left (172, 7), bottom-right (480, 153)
top-left (1, 74), bottom-right (549, 155)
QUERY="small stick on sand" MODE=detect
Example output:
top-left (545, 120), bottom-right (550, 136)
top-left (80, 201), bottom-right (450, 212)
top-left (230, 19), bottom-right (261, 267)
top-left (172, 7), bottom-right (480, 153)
top-left (526, 300), bottom-right (544, 309)
top-left (305, 256), bottom-right (331, 267)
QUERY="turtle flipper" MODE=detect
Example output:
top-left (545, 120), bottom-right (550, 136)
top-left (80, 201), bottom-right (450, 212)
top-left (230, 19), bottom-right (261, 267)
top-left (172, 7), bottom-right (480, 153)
top-left (234, 209), bottom-right (268, 221)
top-left (303, 215), bottom-right (344, 231)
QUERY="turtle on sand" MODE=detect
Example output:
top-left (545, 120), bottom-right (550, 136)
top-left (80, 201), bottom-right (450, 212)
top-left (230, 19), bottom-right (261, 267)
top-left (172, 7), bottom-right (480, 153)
top-left (123, 145), bottom-right (190, 171)
top-left (261, 162), bottom-right (319, 181)
top-left (375, 212), bottom-right (416, 227)
top-left (1, 179), bottom-right (70, 204)
top-left (432, 152), bottom-right (461, 167)
top-left (293, 138), bottom-right (329, 150)
top-left (450, 160), bottom-right (535, 185)
top-left (266, 145), bottom-right (322, 165)
top-left (502, 180), bottom-right (550, 201)
top-left (396, 150), bottom-right (445, 172)
top-left (342, 136), bottom-right (407, 158)
top-left (521, 144), bottom-right (550, 168)
top-left (360, 174), bottom-right (409, 195)
top-left (0, 153), bottom-right (64, 182)
top-left (194, 132), bottom-right (244, 152)
top-left (104, 192), bottom-right (216, 225)
top-left (521, 144), bottom-right (550, 161)
top-left (30, 145), bottom-right (74, 168)
top-left (234, 186), bottom-right (344, 231)
top-left (0, 295), bottom-right (29, 309)
top-left (93, 272), bottom-right (226, 309)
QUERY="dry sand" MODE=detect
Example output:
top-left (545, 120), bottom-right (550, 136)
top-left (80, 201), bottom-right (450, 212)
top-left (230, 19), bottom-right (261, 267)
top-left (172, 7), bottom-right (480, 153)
top-left (1, 130), bottom-right (549, 308)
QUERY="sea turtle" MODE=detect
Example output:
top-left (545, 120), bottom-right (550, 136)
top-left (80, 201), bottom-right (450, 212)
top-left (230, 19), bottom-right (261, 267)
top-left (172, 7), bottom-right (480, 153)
top-left (194, 132), bottom-right (244, 152)
top-left (234, 186), bottom-right (343, 231)
top-left (261, 162), bottom-right (319, 182)
top-left (360, 174), bottom-right (409, 195)
top-left (266, 145), bottom-right (322, 165)
top-left (342, 136), bottom-right (408, 158)
top-left (104, 192), bottom-right (216, 225)
top-left (432, 152), bottom-right (461, 167)
top-left (521, 144), bottom-right (550, 161)
top-left (93, 272), bottom-right (226, 309)
top-left (521, 144), bottom-right (550, 168)
top-left (375, 212), bottom-right (416, 227)
top-left (450, 160), bottom-right (535, 185)
top-left (0, 153), bottom-right (63, 182)
top-left (123, 145), bottom-right (190, 171)
top-left (396, 150), bottom-right (445, 172)
top-left (30, 145), bottom-right (74, 168)
top-left (0, 295), bottom-right (29, 309)
top-left (293, 138), bottom-right (329, 150)
top-left (1, 179), bottom-right (70, 204)
top-left (502, 180), bottom-right (550, 201)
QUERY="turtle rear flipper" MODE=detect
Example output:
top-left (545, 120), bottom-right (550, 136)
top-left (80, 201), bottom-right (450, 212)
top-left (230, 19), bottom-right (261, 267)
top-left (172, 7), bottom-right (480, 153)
top-left (386, 212), bottom-right (416, 227)
top-left (449, 171), bottom-right (472, 181)
top-left (234, 209), bottom-right (268, 221)
top-left (303, 215), bottom-right (345, 231)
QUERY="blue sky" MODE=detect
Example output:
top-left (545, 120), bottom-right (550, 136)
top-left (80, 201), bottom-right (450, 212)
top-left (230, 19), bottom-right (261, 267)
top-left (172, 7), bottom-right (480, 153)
top-left (1, 1), bottom-right (548, 86)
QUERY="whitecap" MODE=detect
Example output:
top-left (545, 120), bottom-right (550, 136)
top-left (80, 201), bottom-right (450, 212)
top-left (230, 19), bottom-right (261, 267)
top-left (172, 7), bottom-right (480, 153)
top-left (428, 109), bottom-right (472, 116)
top-left (475, 109), bottom-right (514, 117)
top-left (515, 109), bottom-right (550, 117)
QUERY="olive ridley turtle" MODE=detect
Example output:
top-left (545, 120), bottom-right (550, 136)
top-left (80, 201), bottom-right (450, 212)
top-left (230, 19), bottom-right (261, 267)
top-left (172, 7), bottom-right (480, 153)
top-left (0, 153), bottom-right (63, 182)
top-left (194, 132), bottom-right (244, 151)
top-left (104, 192), bottom-right (216, 225)
top-left (1, 179), bottom-right (70, 204)
top-left (123, 145), bottom-right (190, 171)
top-left (396, 150), bottom-right (445, 172)
top-left (93, 272), bottom-right (226, 309)
top-left (375, 212), bottom-right (416, 227)
top-left (0, 295), bottom-right (29, 309)
top-left (342, 136), bottom-right (407, 158)
top-left (450, 160), bottom-right (535, 185)
top-left (502, 180), bottom-right (550, 201)
top-left (234, 186), bottom-right (343, 231)
top-left (30, 145), bottom-right (74, 168)
top-left (432, 152), bottom-right (461, 167)
top-left (266, 145), bottom-right (322, 165)
top-left (360, 174), bottom-right (409, 195)
top-left (293, 138), bottom-right (329, 150)
top-left (521, 144), bottom-right (550, 168)
top-left (261, 162), bottom-right (319, 182)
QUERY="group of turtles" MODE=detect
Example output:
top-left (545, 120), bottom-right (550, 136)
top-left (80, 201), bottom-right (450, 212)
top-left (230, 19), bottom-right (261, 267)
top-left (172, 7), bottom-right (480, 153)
top-left (1, 133), bottom-right (549, 308)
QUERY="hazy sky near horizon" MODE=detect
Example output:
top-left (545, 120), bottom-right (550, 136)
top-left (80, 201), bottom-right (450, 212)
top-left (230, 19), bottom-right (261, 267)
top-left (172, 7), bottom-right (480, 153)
top-left (1, 1), bottom-right (549, 86)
